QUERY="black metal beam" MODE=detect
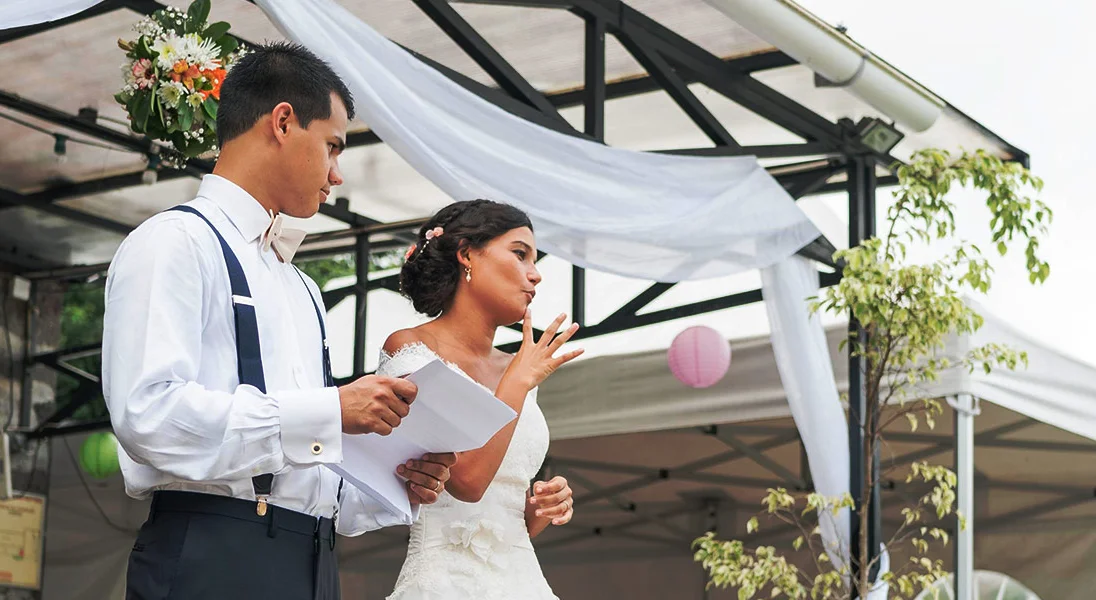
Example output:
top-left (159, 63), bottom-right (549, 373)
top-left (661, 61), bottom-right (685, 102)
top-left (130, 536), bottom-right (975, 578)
top-left (783, 160), bottom-right (846, 198)
top-left (846, 155), bottom-right (880, 595)
top-left (353, 235), bottom-right (371, 375)
top-left (22, 417), bottom-right (112, 440)
top-left (0, 1), bottom-right (120, 45)
top-left (26, 168), bottom-right (192, 203)
top-left (796, 236), bottom-right (839, 269)
top-left (547, 50), bottom-right (797, 108)
top-left (0, 187), bottom-right (133, 235)
top-left (572, 15), bottom-right (607, 327)
top-left (498, 270), bottom-right (841, 352)
top-left (663, 142), bottom-right (834, 159)
top-left (813, 174), bottom-right (898, 196)
top-left (412, 0), bottom-right (573, 130)
top-left (600, 282), bottom-right (674, 326)
top-left (615, 31), bottom-right (739, 148)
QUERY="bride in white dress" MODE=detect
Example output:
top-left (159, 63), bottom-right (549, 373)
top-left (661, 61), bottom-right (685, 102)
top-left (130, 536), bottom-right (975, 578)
top-left (381, 200), bottom-right (583, 600)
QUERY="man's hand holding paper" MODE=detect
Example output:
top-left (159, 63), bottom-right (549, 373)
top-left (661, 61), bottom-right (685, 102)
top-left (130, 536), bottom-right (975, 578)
top-left (330, 359), bottom-right (518, 522)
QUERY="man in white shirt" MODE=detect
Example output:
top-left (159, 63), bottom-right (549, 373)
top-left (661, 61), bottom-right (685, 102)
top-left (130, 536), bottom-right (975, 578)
top-left (103, 42), bottom-right (456, 600)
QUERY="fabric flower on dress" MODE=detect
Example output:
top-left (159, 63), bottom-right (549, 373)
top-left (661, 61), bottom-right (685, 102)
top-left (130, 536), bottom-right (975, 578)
top-left (441, 517), bottom-right (512, 567)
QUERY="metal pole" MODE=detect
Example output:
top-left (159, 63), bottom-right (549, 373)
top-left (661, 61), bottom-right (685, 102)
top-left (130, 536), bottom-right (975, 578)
top-left (953, 394), bottom-right (977, 600)
top-left (846, 156), bottom-right (880, 597)
top-left (352, 234), bottom-right (370, 377)
top-left (572, 15), bottom-right (605, 328)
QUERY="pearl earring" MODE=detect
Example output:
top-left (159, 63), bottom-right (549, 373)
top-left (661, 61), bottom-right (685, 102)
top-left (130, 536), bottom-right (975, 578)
top-left (465, 267), bottom-right (472, 282)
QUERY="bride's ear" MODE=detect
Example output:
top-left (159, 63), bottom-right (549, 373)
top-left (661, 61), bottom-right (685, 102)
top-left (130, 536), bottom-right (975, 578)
top-left (455, 243), bottom-right (472, 270)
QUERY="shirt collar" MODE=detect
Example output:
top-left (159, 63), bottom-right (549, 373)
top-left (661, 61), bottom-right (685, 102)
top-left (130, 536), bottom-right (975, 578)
top-left (195, 174), bottom-right (272, 244)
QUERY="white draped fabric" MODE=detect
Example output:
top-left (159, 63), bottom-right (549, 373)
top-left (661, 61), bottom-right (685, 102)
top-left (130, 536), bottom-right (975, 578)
top-left (0, 0), bottom-right (100, 30)
top-left (760, 258), bottom-right (850, 567)
top-left (255, 0), bottom-right (819, 282)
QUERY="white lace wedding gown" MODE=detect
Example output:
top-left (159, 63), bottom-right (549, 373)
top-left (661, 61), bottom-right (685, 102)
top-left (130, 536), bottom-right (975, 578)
top-left (380, 343), bottom-right (558, 600)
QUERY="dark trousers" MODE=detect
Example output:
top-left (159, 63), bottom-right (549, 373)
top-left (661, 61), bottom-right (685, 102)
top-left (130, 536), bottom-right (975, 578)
top-left (126, 491), bottom-right (340, 600)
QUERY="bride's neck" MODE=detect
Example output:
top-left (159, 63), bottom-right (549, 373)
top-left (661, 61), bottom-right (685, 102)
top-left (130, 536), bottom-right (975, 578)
top-left (431, 300), bottom-right (497, 359)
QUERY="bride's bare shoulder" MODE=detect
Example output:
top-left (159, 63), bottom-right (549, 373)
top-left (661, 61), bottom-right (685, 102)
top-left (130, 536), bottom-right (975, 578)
top-left (383, 326), bottom-right (436, 354)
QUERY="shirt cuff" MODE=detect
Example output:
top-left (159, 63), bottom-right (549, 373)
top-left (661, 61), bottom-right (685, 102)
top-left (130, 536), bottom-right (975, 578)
top-left (277, 387), bottom-right (343, 466)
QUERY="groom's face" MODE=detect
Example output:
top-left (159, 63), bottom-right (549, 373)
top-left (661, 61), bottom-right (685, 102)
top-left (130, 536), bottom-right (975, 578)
top-left (279, 92), bottom-right (349, 218)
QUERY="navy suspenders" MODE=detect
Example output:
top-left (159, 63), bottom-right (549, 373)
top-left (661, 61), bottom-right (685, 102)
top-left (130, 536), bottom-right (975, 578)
top-left (167, 205), bottom-right (341, 524)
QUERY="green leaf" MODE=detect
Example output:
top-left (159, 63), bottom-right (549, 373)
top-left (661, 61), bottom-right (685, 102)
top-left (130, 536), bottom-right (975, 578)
top-left (133, 91), bottom-right (153, 132)
top-left (177, 104), bottom-right (193, 132)
top-left (203, 21), bottom-right (231, 42)
top-left (136, 35), bottom-right (156, 61)
top-left (218, 36), bottom-right (239, 58)
top-left (203, 97), bottom-right (218, 121)
top-left (747, 517), bottom-right (759, 534)
top-left (187, 0), bottom-right (211, 30)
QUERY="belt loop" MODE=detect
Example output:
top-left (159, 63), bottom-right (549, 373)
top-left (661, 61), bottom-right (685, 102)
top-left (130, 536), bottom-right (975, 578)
top-left (148, 492), bottom-right (160, 524)
top-left (266, 506), bottom-right (278, 539)
top-left (313, 518), bottom-right (321, 555)
top-left (329, 518), bottom-right (337, 550)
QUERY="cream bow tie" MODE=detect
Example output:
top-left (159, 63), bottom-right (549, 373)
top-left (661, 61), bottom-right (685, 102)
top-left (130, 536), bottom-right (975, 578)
top-left (262, 210), bottom-right (307, 263)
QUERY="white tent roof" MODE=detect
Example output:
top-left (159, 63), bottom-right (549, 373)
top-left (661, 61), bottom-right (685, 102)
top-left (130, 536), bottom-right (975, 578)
top-left (540, 300), bottom-right (1096, 442)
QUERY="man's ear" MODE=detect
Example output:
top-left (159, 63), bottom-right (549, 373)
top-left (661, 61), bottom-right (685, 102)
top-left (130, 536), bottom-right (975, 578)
top-left (270, 102), bottom-right (295, 142)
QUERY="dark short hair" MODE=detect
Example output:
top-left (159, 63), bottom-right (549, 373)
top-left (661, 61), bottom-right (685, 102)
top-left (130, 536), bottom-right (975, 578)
top-left (216, 42), bottom-right (355, 146)
top-left (400, 200), bottom-right (534, 317)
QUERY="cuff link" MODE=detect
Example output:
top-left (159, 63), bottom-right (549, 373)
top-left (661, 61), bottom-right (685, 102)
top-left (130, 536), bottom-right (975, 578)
top-left (311, 442), bottom-right (324, 455)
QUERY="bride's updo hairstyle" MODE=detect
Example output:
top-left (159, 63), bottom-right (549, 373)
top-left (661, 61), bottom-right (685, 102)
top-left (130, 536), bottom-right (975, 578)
top-left (400, 199), bottom-right (533, 318)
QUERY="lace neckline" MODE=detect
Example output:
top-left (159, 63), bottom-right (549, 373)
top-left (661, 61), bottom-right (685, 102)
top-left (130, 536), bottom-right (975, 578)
top-left (381, 341), bottom-right (535, 398)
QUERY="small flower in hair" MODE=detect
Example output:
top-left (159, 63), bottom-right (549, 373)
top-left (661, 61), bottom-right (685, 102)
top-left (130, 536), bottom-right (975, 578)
top-left (404, 243), bottom-right (417, 261)
top-left (425, 226), bottom-right (444, 240)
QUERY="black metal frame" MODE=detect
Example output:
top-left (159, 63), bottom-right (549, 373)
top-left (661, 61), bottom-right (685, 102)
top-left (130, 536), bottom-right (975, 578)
top-left (0, 0), bottom-right (1028, 582)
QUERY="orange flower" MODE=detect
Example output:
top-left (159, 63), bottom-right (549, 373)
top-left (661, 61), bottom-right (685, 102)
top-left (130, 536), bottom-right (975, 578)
top-left (207, 68), bottom-right (226, 101)
top-left (173, 60), bottom-right (188, 74)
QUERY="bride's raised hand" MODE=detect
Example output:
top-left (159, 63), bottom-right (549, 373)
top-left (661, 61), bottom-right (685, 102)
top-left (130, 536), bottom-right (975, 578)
top-left (502, 310), bottom-right (584, 391)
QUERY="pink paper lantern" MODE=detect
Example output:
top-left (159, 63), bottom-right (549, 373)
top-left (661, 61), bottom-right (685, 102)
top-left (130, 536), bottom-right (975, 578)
top-left (668, 325), bottom-right (731, 388)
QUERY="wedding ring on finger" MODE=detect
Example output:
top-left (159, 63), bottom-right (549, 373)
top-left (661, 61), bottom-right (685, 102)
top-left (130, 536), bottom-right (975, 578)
top-left (433, 479), bottom-right (443, 493)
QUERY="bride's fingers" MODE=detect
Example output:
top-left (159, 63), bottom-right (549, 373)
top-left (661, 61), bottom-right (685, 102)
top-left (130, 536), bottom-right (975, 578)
top-left (546, 323), bottom-right (579, 354)
top-left (521, 309), bottom-right (533, 347)
top-left (535, 499), bottom-right (571, 518)
top-left (532, 488), bottom-right (570, 509)
top-left (552, 348), bottom-right (585, 369)
top-left (537, 313), bottom-right (567, 347)
top-left (552, 505), bottom-right (574, 526)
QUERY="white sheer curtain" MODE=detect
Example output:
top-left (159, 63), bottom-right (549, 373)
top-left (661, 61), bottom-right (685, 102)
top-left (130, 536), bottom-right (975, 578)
top-left (255, 0), bottom-right (819, 282)
top-left (761, 258), bottom-right (888, 599)
top-left (0, 0), bottom-right (100, 29)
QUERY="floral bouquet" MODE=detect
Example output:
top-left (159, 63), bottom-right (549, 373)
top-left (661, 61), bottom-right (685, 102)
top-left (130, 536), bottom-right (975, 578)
top-left (114, 0), bottom-right (243, 165)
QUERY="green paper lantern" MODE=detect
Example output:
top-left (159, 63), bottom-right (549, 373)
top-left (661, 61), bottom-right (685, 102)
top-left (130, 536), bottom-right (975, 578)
top-left (79, 432), bottom-right (121, 480)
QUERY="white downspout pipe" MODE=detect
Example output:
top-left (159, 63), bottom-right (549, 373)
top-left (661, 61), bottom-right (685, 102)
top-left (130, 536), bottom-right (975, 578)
top-left (702, 0), bottom-right (946, 132)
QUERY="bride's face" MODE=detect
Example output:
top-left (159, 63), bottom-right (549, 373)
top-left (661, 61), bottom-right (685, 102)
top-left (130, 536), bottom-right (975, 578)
top-left (465, 227), bottom-right (541, 325)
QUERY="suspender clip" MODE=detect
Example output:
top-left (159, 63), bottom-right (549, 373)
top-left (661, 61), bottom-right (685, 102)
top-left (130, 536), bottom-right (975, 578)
top-left (256, 494), bottom-right (269, 516)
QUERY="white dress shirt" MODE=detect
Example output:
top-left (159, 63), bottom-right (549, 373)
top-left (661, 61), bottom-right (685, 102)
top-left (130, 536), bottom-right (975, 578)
top-left (103, 174), bottom-right (403, 535)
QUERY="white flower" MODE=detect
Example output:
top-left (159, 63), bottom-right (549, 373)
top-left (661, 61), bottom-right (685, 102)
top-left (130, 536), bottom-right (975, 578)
top-left (132, 17), bottom-right (162, 39)
top-left (158, 81), bottom-right (187, 107)
top-left (153, 33), bottom-right (182, 71)
top-left (441, 517), bottom-right (513, 567)
top-left (186, 92), bottom-right (204, 109)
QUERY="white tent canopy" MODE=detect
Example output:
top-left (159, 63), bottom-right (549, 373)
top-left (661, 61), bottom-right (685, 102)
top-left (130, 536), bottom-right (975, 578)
top-left (540, 300), bottom-right (1096, 443)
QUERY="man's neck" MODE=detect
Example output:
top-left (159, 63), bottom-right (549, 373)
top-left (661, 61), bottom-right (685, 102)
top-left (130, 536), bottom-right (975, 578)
top-left (213, 154), bottom-right (280, 215)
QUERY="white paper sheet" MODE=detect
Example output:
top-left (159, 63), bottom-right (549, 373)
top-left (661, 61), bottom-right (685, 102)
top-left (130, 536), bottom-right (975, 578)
top-left (329, 359), bottom-right (518, 523)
